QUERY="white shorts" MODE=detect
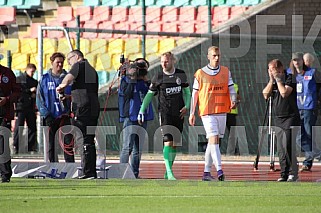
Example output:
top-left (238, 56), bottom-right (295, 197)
top-left (201, 114), bottom-right (227, 139)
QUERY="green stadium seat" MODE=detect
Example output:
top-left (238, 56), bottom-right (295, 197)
top-left (190, 0), bottom-right (207, 6)
top-left (145, 0), bottom-right (156, 6)
top-left (242, 0), bottom-right (260, 5)
top-left (226, 0), bottom-right (242, 5)
top-left (6, 0), bottom-right (23, 7)
top-left (212, 0), bottom-right (226, 5)
top-left (172, 0), bottom-right (190, 7)
top-left (0, 0), bottom-right (6, 6)
top-left (119, 0), bottom-right (138, 6)
top-left (17, 0), bottom-right (42, 9)
top-left (0, 7), bottom-right (16, 25)
top-left (101, 0), bottom-right (119, 6)
top-left (83, 0), bottom-right (100, 6)
top-left (155, 0), bottom-right (172, 6)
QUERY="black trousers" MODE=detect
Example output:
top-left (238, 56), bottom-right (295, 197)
top-left (72, 116), bottom-right (98, 177)
top-left (13, 109), bottom-right (37, 153)
top-left (274, 116), bottom-right (300, 178)
top-left (48, 116), bottom-right (75, 163)
top-left (0, 120), bottom-right (12, 179)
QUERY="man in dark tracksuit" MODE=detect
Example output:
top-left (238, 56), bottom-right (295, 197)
top-left (57, 49), bottom-right (100, 179)
top-left (0, 64), bottom-right (21, 183)
top-left (13, 63), bottom-right (38, 154)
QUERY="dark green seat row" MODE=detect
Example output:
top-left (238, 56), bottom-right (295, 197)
top-left (0, 0), bottom-right (41, 9)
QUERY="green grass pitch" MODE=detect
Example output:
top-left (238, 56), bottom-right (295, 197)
top-left (1, 179), bottom-right (321, 213)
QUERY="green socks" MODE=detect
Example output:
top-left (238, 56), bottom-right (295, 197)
top-left (163, 146), bottom-right (176, 180)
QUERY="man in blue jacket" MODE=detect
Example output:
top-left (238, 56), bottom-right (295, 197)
top-left (36, 52), bottom-right (74, 162)
top-left (118, 59), bottom-right (153, 178)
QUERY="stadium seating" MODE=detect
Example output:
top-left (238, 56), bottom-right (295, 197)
top-left (0, 0), bottom-right (6, 6)
top-left (213, 6), bottom-right (231, 26)
top-left (83, 0), bottom-right (100, 7)
top-left (43, 38), bottom-right (58, 55)
top-left (172, 0), bottom-right (190, 7)
top-left (107, 38), bottom-right (124, 55)
top-left (26, 23), bottom-right (46, 38)
top-left (119, 0), bottom-right (139, 6)
top-left (101, 0), bottom-right (119, 6)
top-left (146, 6), bottom-right (162, 23)
top-left (125, 38), bottom-right (141, 58)
top-left (92, 6), bottom-right (112, 23)
top-left (179, 6), bottom-right (197, 23)
top-left (82, 20), bottom-right (98, 39)
top-left (159, 38), bottom-right (176, 54)
top-left (20, 38), bottom-right (37, 54)
top-left (11, 53), bottom-right (29, 71)
top-left (243, 0), bottom-right (261, 5)
top-left (17, 0), bottom-right (42, 9)
top-left (162, 6), bottom-right (178, 23)
top-left (155, 0), bottom-right (172, 7)
top-left (46, 21), bottom-right (64, 38)
top-left (96, 53), bottom-right (112, 71)
top-left (6, 0), bottom-right (23, 7)
top-left (0, 6), bottom-right (16, 25)
top-left (97, 21), bottom-right (114, 39)
top-left (84, 52), bottom-right (96, 67)
top-left (80, 38), bottom-right (91, 54)
top-left (4, 38), bottom-right (20, 54)
top-left (56, 6), bottom-right (74, 23)
top-left (74, 6), bottom-right (92, 23)
top-left (226, 0), bottom-right (242, 6)
top-left (90, 39), bottom-right (108, 55)
top-left (145, 0), bottom-right (156, 6)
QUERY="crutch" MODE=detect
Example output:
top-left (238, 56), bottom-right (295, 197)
top-left (253, 97), bottom-right (271, 170)
top-left (269, 130), bottom-right (276, 171)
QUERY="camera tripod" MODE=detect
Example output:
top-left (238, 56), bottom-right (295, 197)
top-left (253, 96), bottom-right (277, 171)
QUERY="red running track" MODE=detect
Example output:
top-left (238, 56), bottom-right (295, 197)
top-left (139, 161), bottom-right (321, 182)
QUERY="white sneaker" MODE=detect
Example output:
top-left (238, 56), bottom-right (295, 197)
top-left (287, 175), bottom-right (298, 182)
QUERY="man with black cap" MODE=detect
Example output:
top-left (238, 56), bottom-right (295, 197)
top-left (289, 52), bottom-right (321, 172)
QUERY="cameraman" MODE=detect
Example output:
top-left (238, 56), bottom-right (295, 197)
top-left (13, 63), bottom-right (38, 154)
top-left (0, 64), bottom-right (21, 183)
top-left (119, 58), bottom-right (153, 178)
top-left (36, 52), bottom-right (75, 163)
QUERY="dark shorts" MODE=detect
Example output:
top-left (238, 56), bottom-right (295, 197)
top-left (159, 113), bottom-right (184, 133)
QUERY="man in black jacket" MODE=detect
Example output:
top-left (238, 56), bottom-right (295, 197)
top-left (13, 64), bottom-right (38, 154)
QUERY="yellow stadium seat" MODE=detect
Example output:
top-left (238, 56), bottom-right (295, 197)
top-left (145, 38), bottom-right (159, 55)
top-left (29, 53), bottom-right (41, 67)
top-left (91, 39), bottom-right (108, 55)
top-left (4, 38), bottom-right (20, 54)
top-left (107, 39), bottom-right (125, 55)
top-left (159, 38), bottom-right (176, 54)
top-left (146, 53), bottom-right (159, 62)
top-left (80, 38), bottom-right (91, 55)
top-left (57, 38), bottom-right (75, 54)
top-left (128, 53), bottom-right (144, 61)
top-left (85, 52), bottom-right (96, 68)
top-left (20, 38), bottom-right (37, 54)
top-left (11, 53), bottom-right (29, 71)
top-left (124, 38), bottom-right (142, 57)
top-left (96, 53), bottom-right (112, 71)
top-left (43, 38), bottom-right (58, 55)
top-left (176, 38), bottom-right (192, 46)
top-left (111, 54), bottom-right (123, 71)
